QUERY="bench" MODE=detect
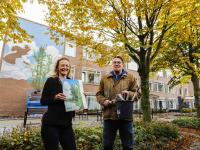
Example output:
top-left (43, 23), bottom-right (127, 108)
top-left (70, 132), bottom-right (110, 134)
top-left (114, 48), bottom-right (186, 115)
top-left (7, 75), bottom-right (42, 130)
top-left (24, 90), bottom-right (47, 127)
top-left (97, 109), bottom-right (103, 122)
top-left (76, 109), bottom-right (88, 120)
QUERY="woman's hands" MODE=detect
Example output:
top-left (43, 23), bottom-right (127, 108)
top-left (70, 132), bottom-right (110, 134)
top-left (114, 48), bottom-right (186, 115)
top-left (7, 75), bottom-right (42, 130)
top-left (55, 93), bottom-right (66, 101)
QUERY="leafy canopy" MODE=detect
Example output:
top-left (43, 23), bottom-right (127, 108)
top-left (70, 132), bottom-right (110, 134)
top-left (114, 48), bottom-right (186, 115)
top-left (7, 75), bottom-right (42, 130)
top-left (42, 0), bottom-right (197, 68)
top-left (0, 0), bottom-right (33, 43)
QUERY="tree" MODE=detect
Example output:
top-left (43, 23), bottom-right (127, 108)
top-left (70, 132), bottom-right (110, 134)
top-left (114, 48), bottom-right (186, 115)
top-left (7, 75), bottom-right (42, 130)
top-left (0, 0), bottom-right (33, 43)
top-left (152, 7), bottom-right (200, 118)
top-left (43, 0), bottom-right (199, 122)
top-left (26, 46), bottom-right (52, 90)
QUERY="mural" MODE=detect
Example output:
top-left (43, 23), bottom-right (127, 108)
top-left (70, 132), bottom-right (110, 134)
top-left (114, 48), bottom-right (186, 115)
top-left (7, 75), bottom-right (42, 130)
top-left (0, 18), bottom-right (64, 90)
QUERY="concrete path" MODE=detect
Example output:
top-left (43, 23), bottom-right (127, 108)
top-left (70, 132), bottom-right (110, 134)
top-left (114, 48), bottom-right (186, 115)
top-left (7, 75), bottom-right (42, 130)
top-left (0, 114), bottom-right (199, 150)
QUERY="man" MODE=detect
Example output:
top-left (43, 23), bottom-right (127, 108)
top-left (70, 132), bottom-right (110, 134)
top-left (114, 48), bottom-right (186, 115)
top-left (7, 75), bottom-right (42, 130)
top-left (96, 56), bottom-right (141, 150)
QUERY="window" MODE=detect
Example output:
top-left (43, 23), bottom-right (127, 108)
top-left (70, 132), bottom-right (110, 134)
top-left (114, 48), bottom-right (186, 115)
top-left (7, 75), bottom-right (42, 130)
top-left (185, 88), bottom-right (188, 96)
top-left (165, 70), bottom-right (172, 78)
top-left (157, 99), bottom-right (166, 109)
top-left (168, 99), bottom-right (176, 109)
top-left (157, 71), bottom-right (163, 77)
top-left (82, 68), bottom-right (101, 85)
top-left (69, 66), bottom-right (75, 79)
top-left (65, 42), bottom-right (76, 57)
top-left (167, 85), bottom-right (175, 94)
top-left (150, 98), bottom-right (154, 109)
top-left (149, 81), bottom-right (153, 91)
top-left (193, 99), bottom-right (196, 108)
top-left (133, 101), bottom-right (139, 109)
top-left (179, 88), bottom-right (183, 95)
top-left (135, 77), bottom-right (140, 86)
top-left (175, 87), bottom-right (178, 95)
top-left (86, 94), bottom-right (100, 109)
top-left (82, 72), bottom-right (86, 83)
top-left (155, 82), bottom-right (164, 92)
top-left (83, 48), bottom-right (101, 61)
top-left (186, 102), bottom-right (191, 108)
top-left (126, 61), bottom-right (138, 71)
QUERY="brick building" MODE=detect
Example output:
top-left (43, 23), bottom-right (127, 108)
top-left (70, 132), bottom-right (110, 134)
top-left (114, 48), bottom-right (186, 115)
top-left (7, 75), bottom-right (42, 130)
top-left (0, 18), bottom-right (196, 117)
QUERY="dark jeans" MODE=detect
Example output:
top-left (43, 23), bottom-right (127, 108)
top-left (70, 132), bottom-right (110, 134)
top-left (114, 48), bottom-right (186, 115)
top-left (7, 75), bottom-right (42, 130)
top-left (103, 120), bottom-right (135, 150)
top-left (41, 124), bottom-right (76, 150)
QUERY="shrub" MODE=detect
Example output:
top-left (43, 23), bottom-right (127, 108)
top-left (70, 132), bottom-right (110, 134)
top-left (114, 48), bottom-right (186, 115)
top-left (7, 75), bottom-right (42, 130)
top-left (0, 121), bottom-right (181, 150)
top-left (182, 108), bottom-right (191, 113)
top-left (153, 109), bottom-right (167, 113)
top-left (0, 126), bottom-right (44, 150)
top-left (172, 117), bottom-right (200, 128)
top-left (192, 108), bottom-right (197, 112)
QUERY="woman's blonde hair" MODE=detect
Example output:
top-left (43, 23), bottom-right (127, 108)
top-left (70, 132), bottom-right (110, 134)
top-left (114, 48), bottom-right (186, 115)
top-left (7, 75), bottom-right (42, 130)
top-left (52, 57), bottom-right (71, 78)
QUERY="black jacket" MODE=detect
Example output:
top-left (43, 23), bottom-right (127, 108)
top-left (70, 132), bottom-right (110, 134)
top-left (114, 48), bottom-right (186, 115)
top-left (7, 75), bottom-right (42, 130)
top-left (40, 77), bottom-right (74, 126)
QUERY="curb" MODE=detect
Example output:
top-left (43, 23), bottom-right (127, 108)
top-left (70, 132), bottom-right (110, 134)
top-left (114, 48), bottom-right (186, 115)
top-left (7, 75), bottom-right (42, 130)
top-left (0, 116), bottom-right (42, 120)
top-left (172, 136), bottom-right (185, 150)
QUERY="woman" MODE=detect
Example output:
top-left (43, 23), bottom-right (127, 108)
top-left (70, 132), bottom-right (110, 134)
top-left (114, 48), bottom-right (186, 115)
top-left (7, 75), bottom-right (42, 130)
top-left (41, 57), bottom-right (81, 150)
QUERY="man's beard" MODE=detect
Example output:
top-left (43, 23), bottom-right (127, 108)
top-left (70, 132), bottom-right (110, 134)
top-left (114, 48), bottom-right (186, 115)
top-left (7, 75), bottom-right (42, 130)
top-left (114, 70), bottom-right (120, 75)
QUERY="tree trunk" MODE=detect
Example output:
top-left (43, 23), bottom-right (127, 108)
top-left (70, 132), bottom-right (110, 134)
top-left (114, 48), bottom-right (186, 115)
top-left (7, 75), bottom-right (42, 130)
top-left (140, 75), bottom-right (151, 122)
top-left (191, 74), bottom-right (200, 118)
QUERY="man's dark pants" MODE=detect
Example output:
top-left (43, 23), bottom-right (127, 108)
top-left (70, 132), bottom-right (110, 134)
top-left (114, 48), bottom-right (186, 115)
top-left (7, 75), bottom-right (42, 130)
top-left (103, 120), bottom-right (135, 150)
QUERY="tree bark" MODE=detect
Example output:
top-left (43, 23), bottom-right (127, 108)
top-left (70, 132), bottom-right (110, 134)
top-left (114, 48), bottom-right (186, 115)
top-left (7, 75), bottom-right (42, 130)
top-left (191, 74), bottom-right (200, 118)
top-left (138, 62), bottom-right (151, 122)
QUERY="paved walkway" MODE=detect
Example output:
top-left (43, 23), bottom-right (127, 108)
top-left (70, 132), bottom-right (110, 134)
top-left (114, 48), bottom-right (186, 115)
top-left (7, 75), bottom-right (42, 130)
top-left (0, 114), bottom-right (199, 150)
top-left (0, 115), bottom-right (102, 136)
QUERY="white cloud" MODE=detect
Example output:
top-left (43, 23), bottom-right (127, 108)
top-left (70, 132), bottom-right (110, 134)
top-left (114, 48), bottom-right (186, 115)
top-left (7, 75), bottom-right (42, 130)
top-left (0, 60), bottom-right (31, 80)
top-left (63, 81), bottom-right (72, 99)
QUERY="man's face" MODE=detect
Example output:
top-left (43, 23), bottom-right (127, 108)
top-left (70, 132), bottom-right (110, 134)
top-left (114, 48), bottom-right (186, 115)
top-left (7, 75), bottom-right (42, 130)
top-left (112, 58), bottom-right (123, 75)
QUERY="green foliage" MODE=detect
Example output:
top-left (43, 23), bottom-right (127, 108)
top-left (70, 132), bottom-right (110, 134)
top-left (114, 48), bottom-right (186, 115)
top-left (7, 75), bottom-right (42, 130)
top-left (133, 121), bottom-right (180, 141)
top-left (153, 109), bottom-right (167, 113)
top-left (172, 117), bottom-right (200, 128)
top-left (0, 121), bottom-right (181, 150)
top-left (0, 0), bottom-right (33, 43)
top-left (182, 108), bottom-right (192, 113)
top-left (182, 102), bottom-right (190, 108)
top-left (0, 126), bottom-right (44, 150)
top-left (192, 108), bottom-right (197, 112)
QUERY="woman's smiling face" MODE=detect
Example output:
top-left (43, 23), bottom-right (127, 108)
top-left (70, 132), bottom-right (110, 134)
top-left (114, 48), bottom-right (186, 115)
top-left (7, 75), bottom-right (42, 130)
top-left (57, 60), bottom-right (70, 77)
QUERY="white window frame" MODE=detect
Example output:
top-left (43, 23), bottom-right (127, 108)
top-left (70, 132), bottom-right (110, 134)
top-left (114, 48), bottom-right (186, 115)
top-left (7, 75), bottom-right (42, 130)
top-left (69, 65), bottom-right (75, 79)
top-left (157, 71), bottom-right (164, 77)
top-left (65, 41), bottom-right (76, 57)
top-left (86, 93), bottom-right (101, 110)
top-left (82, 68), bottom-right (101, 85)
top-left (155, 82), bottom-right (165, 92)
top-left (157, 98), bottom-right (166, 109)
top-left (150, 98), bottom-right (154, 109)
top-left (168, 99), bottom-right (176, 109)
top-left (135, 77), bottom-right (140, 86)
top-left (179, 88), bottom-right (183, 95)
top-left (82, 72), bottom-right (86, 83)
top-left (185, 88), bottom-right (188, 96)
top-left (83, 47), bottom-right (101, 61)
top-left (175, 87), bottom-right (178, 95)
top-left (126, 61), bottom-right (138, 71)
top-left (133, 101), bottom-right (139, 110)
top-left (149, 81), bottom-right (153, 91)
top-left (167, 85), bottom-right (175, 94)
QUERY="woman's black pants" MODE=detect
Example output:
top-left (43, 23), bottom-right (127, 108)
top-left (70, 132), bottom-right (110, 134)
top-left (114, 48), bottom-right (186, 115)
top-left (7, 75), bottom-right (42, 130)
top-left (41, 124), bottom-right (76, 150)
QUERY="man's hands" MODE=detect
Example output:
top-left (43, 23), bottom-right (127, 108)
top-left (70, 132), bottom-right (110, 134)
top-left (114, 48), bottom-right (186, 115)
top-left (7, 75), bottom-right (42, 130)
top-left (104, 99), bottom-right (115, 106)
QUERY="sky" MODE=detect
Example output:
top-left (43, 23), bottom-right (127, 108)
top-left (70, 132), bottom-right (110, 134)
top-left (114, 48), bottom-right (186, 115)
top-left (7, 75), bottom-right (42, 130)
top-left (0, 1), bottom-right (48, 60)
